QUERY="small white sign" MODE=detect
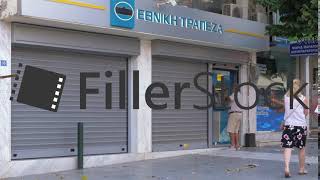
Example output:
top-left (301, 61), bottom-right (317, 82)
top-left (315, 105), bottom-right (320, 114)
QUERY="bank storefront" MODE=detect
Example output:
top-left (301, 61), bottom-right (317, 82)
top-left (0, 0), bottom-right (268, 178)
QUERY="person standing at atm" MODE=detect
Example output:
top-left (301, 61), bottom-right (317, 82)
top-left (225, 84), bottom-right (243, 150)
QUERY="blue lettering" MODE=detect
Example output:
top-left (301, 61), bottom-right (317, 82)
top-left (187, 18), bottom-right (193, 28)
top-left (180, 17), bottom-right (186, 27)
top-left (200, 21), bottom-right (206, 31)
top-left (206, 21), bottom-right (211, 32)
top-left (137, 9), bottom-right (145, 20)
top-left (145, 11), bottom-right (153, 21)
top-left (159, 14), bottom-right (164, 24)
top-left (193, 20), bottom-right (199, 30)
top-left (164, 14), bottom-right (171, 25)
top-left (154, 12), bottom-right (161, 23)
top-left (217, 24), bottom-right (223, 34)
top-left (171, 16), bottom-right (178, 26)
top-left (136, 9), bottom-right (222, 35)
top-left (211, 23), bottom-right (217, 32)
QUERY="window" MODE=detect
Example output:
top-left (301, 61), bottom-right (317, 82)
top-left (256, 53), bottom-right (297, 131)
top-left (248, 0), bottom-right (257, 21)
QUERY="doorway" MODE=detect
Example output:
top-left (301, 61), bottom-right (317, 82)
top-left (212, 68), bottom-right (238, 146)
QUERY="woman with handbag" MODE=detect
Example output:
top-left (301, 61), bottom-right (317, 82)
top-left (280, 79), bottom-right (309, 178)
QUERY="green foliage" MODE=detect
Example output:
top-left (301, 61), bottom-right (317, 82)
top-left (257, 0), bottom-right (318, 40)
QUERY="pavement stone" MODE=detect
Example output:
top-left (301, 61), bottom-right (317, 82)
top-left (240, 139), bottom-right (318, 157)
top-left (3, 155), bottom-right (317, 180)
top-left (3, 141), bottom-right (318, 180)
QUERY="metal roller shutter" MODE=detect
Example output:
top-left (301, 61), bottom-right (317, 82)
top-left (11, 47), bottom-right (128, 159)
top-left (152, 58), bottom-right (208, 151)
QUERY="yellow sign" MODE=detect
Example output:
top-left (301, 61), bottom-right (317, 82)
top-left (217, 74), bottom-right (223, 82)
top-left (183, 144), bottom-right (190, 149)
top-left (81, 175), bottom-right (88, 180)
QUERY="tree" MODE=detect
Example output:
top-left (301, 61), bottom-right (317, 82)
top-left (257, 0), bottom-right (318, 40)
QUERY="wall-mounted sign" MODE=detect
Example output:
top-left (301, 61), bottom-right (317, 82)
top-left (110, 0), bottom-right (223, 34)
top-left (111, 0), bottom-right (135, 29)
top-left (0, 60), bottom-right (7, 66)
top-left (20, 0), bottom-right (268, 51)
top-left (290, 40), bottom-right (318, 56)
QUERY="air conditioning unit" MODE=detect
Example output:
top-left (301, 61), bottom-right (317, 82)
top-left (223, 4), bottom-right (243, 18)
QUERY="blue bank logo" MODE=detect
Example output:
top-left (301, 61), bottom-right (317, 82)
top-left (111, 0), bottom-right (135, 29)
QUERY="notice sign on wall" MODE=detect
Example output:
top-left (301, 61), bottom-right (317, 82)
top-left (0, 60), bottom-right (7, 66)
top-left (289, 40), bottom-right (318, 56)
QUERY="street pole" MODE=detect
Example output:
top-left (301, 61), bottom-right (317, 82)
top-left (78, 122), bottom-right (84, 169)
top-left (305, 56), bottom-right (310, 131)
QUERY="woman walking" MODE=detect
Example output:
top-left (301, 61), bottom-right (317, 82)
top-left (281, 79), bottom-right (308, 178)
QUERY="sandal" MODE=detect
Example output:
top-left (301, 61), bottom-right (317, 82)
top-left (284, 171), bottom-right (291, 178)
top-left (298, 170), bottom-right (308, 175)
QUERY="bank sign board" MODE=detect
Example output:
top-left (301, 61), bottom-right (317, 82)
top-left (111, 0), bottom-right (135, 29)
top-left (111, 0), bottom-right (223, 35)
top-left (19, 0), bottom-right (268, 51)
top-left (289, 40), bottom-right (318, 56)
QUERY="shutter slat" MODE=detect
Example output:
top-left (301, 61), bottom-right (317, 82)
top-left (152, 58), bottom-right (208, 152)
top-left (11, 47), bottom-right (128, 159)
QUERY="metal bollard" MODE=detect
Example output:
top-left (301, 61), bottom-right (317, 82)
top-left (78, 122), bottom-right (84, 169)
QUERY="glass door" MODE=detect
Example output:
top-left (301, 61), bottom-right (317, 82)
top-left (212, 69), bottom-right (238, 145)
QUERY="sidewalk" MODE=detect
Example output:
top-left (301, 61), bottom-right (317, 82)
top-left (4, 141), bottom-right (318, 180)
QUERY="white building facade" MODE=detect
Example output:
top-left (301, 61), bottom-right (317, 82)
top-left (0, 0), bottom-right (269, 178)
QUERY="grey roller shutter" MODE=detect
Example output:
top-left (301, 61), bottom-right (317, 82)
top-left (11, 47), bottom-right (128, 159)
top-left (152, 40), bottom-right (250, 64)
top-left (152, 58), bottom-right (208, 152)
top-left (12, 23), bottom-right (140, 56)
